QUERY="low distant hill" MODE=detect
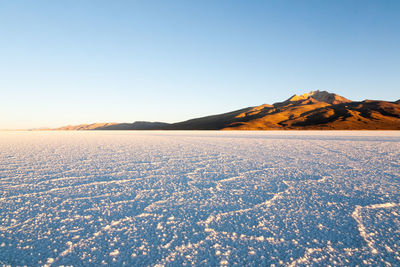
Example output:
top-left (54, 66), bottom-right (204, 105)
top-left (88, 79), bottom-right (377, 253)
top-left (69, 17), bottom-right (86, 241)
top-left (55, 123), bottom-right (118, 130)
top-left (53, 121), bottom-right (168, 130)
top-left (52, 91), bottom-right (400, 130)
top-left (96, 121), bottom-right (170, 130)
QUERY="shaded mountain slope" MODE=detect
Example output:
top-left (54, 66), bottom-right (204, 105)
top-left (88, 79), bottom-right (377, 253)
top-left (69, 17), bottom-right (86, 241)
top-left (162, 107), bottom-right (255, 130)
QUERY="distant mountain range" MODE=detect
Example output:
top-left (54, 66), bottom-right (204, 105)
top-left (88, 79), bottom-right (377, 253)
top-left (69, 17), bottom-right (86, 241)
top-left (52, 91), bottom-right (400, 130)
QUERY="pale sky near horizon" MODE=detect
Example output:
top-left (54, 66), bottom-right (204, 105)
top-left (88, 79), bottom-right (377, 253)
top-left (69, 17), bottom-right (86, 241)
top-left (1, 0), bottom-right (399, 129)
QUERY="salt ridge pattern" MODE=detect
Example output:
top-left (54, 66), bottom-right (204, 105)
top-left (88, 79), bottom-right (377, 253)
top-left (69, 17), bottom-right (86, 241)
top-left (0, 131), bottom-right (399, 266)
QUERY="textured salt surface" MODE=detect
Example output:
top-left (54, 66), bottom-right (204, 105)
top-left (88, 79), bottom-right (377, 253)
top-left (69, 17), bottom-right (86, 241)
top-left (0, 131), bottom-right (399, 266)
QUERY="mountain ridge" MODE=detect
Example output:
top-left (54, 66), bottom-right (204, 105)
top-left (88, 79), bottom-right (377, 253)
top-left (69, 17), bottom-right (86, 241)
top-left (50, 91), bottom-right (400, 130)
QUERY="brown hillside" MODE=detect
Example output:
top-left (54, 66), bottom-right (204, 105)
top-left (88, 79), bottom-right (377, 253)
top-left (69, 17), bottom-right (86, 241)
top-left (223, 97), bottom-right (400, 130)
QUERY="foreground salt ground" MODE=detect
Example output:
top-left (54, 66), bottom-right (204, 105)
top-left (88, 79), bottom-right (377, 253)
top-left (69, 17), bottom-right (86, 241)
top-left (0, 131), bottom-right (399, 266)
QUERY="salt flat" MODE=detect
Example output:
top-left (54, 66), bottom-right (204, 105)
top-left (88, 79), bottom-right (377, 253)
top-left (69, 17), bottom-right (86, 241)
top-left (0, 131), bottom-right (399, 266)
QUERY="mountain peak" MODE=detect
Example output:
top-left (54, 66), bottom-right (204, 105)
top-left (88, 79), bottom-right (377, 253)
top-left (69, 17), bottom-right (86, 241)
top-left (284, 90), bottom-right (351, 105)
top-left (287, 90), bottom-right (319, 101)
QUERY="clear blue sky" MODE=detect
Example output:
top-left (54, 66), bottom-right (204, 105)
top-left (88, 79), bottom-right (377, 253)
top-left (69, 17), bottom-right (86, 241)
top-left (1, 0), bottom-right (399, 129)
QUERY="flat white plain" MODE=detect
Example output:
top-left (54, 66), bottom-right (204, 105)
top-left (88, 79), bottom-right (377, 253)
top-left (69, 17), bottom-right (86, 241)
top-left (0, 131), bottom-right (399, 266)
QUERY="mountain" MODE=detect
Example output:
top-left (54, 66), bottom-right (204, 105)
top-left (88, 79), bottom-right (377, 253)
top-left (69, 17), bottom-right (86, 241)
top-left (51, 91), bottom-right (400, 130)
top-left (53, 121), bottom-right (168, 131)
top-left (55, 123), bottom-right (118, 130)
top-left (275, 90), bottom-right (352, 106)
top-left (96, 121), bottom-right (170, 130)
